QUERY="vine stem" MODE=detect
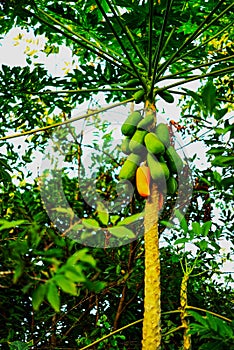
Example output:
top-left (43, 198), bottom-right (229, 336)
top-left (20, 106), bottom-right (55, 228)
top-left (0, 98), bottom-right (134, 141)
top-left (22, 87), bottom-right (140, 95)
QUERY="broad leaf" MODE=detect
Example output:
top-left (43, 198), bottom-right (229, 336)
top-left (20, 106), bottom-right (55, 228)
top-left (117, 212), bottom-right (144, 226)
top-left (47, 282), bottom-right (60, 312)
top-left (54, 274), bottom-right (77, 296)
top-left (174, 209), bottom-right (188, 234)
top-left (32, 284), bottom-right (46, 311)
top-left (96, 201), bottom-right (109, 226)
top-left (108, 226), bottom-right (135, 239)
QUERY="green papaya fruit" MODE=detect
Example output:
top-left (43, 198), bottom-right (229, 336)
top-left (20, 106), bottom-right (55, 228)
top-left (129, 130), bottom-right (148, 154)
top-left (121, 111), bottom-right (142, 137)
top-left (155, 123), bottom-right (170, 147)
top-left (147, 153), bottom-right (170, 181)
top-left (133, 89), bottom-right (145, 104)
top-left (121, 137), bottom-right (131, 155)
top-left (119, 153), bottom-right (142, 181)
top-left (165, 146), bottom-right (183, 173)
top-left (158, 90), bottom-right (174, 103)
top-left (167, 177), bottom-right (178, 194)
top-left (125, 78), bottom-right (141, 87)
top-left (137, 113), bottom-right (155, 130)
top-left (144, 132), bottom-right (165, 155)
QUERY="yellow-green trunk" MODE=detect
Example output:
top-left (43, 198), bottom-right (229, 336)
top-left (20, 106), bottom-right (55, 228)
top-left (180, 274), bottom-right (191, 350)
top-left (142, 182), bottom-right (161, 349)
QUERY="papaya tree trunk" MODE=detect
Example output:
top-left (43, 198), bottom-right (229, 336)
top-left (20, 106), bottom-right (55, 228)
top-left (142, 182), bottom-right (161, 349)
top-left (180, 273), bottom-right (191, 350)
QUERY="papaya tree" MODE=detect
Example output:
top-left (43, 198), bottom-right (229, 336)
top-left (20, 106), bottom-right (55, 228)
top-left (0, 0), bottom-right (233, 349)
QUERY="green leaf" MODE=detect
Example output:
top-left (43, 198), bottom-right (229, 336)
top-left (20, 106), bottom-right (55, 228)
top-left (211, 156), bottom-right (234, 167)
top-left (201, 221), bottom-right (212, 236)
top-left (182, 88), bottom-right (203, 107)
top-left (0, 220), bottom-right (27, 231)
top-left (197, 240), bottom-right (208, 250)
top-left (174, 238), bottom-right (189, 245)
top-left (207, 147), bottom-right (226, 155)
top-left (96, 201), bottom-right (109, 225)
top-left (64, 266), bottom-right (87, 283)
top-left (51, 207), bottom-right (74, 220)
top-left (108, 226), bottom-right (135, 239)
top-left (201, 81), bottom-right (216, 114)
top-left (192, 222), bottom-right (201, 235)
top-left (85, 280), bottom-right (106, 292)
top-left (13, 263), bottom-right (24, 284)
top-left (187, 310), bottom-right (208, 327)
top-left (214, 107), bottom-right (228, 120)
top-left (47, 281), bottom-right (60, 312)
top-left (66, 249), bottom-right (96, 267)
top-left (117, 212), bottom-right (144, 226)
top-left (159, 220), bottom-right (176, 229)
top-left (54, 274), bottom-right (77, 296)
top-left (174, 209), bottom-right (188, 233)
top-left (9, 340), bottom-right (34, 350)
top-left (0, 157), bottom-right (12, 171)
top-left (82, 218), bottom-right (100, 229)
top-left (32, 284), bottom-right (46, 311)
top-left (110, 215), bottom-right (120, 225)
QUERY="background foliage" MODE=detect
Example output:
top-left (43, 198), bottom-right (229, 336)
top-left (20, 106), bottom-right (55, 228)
top-left (0, 0), bottom-right (233, 349)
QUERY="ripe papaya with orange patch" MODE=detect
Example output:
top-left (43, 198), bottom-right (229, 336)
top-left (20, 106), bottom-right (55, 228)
top-left (136, 165), bottom-right (151, 197)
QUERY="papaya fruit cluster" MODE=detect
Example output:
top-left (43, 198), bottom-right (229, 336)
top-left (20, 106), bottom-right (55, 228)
top-left (119, 110), bottom-right (183, 203)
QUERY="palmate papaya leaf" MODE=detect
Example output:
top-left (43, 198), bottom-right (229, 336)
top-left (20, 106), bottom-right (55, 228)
top-left (188, 311), bottom-right (234, 348)
top-left (188, 310), bottom-right (211, 329)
